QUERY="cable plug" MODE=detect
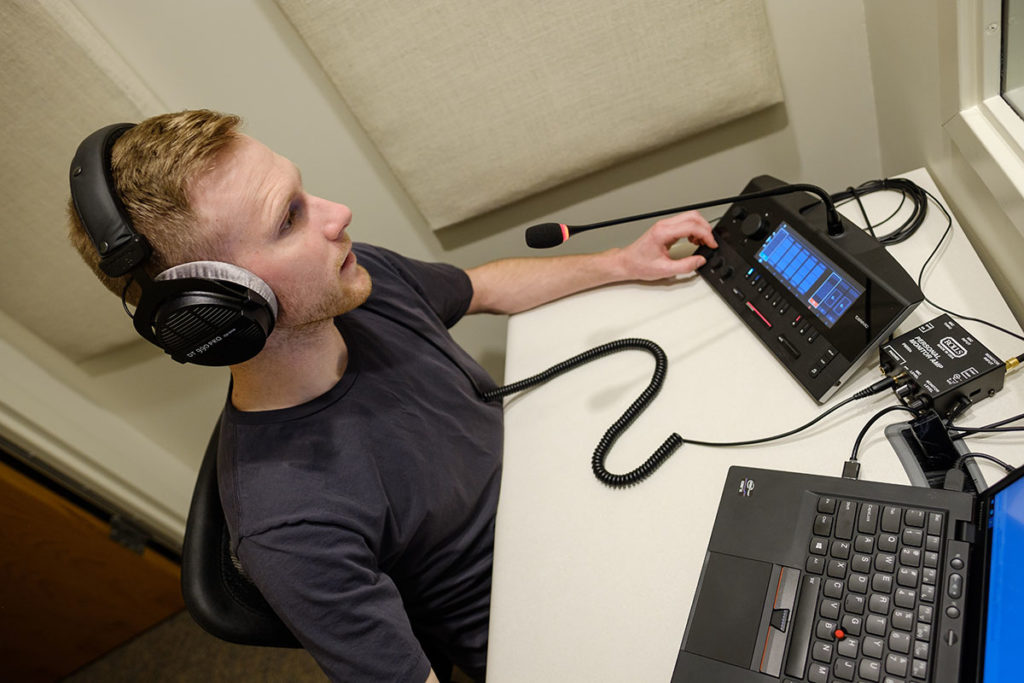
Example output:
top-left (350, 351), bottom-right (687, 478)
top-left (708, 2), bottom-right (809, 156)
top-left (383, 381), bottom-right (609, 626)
top-left (852, 375), bottom-right (897, 400)
top-left (842, 460), bottom-right (861, 480)
top-left (943, 468), bottom-right (966, 492)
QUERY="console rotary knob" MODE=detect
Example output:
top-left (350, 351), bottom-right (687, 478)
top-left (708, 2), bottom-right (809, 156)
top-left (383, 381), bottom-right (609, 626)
top-left (741, 214), bottom-right (768, 240)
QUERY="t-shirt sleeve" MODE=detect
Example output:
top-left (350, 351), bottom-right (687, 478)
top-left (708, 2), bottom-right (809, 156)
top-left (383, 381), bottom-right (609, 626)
top-left (355, 244), bottom-right (473, 328)
top-left (237, 522), bottom-right (432, 682)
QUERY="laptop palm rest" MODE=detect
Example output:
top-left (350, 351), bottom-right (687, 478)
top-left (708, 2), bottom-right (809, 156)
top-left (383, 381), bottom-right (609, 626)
top-left (683, 553), bottom-right (805, 677)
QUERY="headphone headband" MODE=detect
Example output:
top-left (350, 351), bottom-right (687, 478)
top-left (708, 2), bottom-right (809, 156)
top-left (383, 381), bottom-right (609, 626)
top-left (69, 123), bottom-right (152, 277)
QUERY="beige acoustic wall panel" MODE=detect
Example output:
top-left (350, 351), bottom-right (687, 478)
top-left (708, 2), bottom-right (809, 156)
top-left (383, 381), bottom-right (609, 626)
top-left (0, 0), bottom-right (162, 360)
top-left (275, 0), bottom-right (783, 229)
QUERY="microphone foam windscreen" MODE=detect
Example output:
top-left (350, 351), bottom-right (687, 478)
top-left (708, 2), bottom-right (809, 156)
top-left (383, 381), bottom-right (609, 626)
top-left (525, 222), bottom-right (567, 248)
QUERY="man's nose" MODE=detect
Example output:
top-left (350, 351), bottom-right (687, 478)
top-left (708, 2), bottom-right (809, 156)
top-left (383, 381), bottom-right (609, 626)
top-left (322, 200), bottom-right (352, 241)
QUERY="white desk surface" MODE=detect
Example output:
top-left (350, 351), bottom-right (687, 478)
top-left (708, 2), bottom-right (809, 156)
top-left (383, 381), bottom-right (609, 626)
top-left (487, 168), bottom-right (1024, 682)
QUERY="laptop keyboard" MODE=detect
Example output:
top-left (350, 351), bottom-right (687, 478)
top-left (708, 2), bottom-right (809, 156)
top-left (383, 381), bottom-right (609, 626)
top-left (793, 495), bottom-right (945, 682)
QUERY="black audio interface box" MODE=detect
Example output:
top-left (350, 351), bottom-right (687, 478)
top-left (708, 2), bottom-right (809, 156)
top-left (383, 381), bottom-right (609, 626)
top-left (880, 314), bottom-right (1005, 417)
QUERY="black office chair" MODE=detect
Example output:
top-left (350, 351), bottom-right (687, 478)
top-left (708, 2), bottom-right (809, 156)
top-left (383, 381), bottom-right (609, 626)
top-left (180, 419), bottom-right (300, 647)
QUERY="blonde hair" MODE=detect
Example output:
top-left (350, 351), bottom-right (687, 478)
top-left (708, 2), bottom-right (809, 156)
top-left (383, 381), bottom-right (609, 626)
top-left (67, 109), bottom-right (242, 304)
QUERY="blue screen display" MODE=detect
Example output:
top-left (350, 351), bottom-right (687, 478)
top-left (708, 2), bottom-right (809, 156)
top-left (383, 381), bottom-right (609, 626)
top-left (983, 476), bottom-right (1024, 681)
top-left (755, 223), bottom-right (864, 327)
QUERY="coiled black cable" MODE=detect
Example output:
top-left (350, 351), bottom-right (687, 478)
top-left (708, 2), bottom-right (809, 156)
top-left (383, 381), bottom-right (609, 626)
top-left (830, 178), bottom-right (929, 245)
top-left (480, 338), bottom-right (681, 487)
top-left (480, 339), bottom-right (897, 487)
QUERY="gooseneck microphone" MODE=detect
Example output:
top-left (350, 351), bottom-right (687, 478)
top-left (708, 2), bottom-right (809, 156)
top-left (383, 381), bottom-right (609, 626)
top-left (524, 183), bottom-right (844, 248)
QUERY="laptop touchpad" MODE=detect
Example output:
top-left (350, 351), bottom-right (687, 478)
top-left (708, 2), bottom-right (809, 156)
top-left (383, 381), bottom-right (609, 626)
top-left (683, 552), bottom-right (772, 667)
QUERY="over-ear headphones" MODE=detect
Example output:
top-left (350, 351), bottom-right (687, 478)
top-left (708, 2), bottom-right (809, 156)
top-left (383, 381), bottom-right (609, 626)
top-left (69, 123), bottom-right (278, 366)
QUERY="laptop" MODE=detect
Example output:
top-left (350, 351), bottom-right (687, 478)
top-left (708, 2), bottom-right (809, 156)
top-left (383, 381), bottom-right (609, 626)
top-left (672, 463), bottom-right (1024, 682)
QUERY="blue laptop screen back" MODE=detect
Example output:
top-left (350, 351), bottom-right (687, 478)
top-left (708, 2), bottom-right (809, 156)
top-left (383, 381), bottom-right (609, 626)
top-left (983, 474), bottom-right (1024, 681)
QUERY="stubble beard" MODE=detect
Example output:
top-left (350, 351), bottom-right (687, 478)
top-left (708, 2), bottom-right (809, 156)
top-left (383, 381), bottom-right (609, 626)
top-left (278, 263), bottom-right (372, 332)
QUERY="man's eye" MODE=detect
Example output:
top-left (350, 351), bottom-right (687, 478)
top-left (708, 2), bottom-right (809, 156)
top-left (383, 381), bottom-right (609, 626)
top-left (281, 208), bottom-right (297, 233)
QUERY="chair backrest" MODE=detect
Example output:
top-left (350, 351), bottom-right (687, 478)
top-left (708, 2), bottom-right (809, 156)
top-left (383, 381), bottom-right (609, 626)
top-left (180, 419), bottom-right (301, 647)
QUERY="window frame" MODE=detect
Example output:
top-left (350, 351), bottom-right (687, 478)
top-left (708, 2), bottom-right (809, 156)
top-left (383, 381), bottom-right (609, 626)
top-left (944, 0), bottom-right (1024, 234)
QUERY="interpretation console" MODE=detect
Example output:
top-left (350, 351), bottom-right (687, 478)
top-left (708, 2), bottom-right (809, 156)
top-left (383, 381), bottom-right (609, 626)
top-left (696, 175), bottom-right (924, 403)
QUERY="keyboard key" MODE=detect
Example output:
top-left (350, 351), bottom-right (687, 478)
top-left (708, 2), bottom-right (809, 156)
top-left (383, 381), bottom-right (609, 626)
top-left (927, 512), bottom-right (943, 535)
top-left (871, 573), bottom-right (893, 594)
top-left (816, 619), bottom-right (838, 640)
top-left (861, 635), bottom-right (884, 659)
top-left (895, 588), bottom-right (916, 609)
top-left (902, 528), bottom-right (924, 547)
top-left (866, 615), bottom-right (888, 636)
top-left (806, 556), bottom-right (825, 575)
top-left (812, 641), bottom-right (833, 662)
top-left (914, 639), bottom-right (930, 659)
top-left (845, 595), bottom-right (865, 615)
top-left (837, 636), bottom-right (859, 658)
top-left (820, 599), bottom-right (841, 620)
top-left (892, 609), bottom-right (914, 631)
top-left (886, 653), bottom-right (909, 677)
top-left (881, 506), bottom-right (902, 533)
top-left (814, 514), bottom-right (833, 536)
top-left (916, 623), bottom-right (931, 641)
top-left (855, 534), bottom-right (875, 553)
top-left (897, 567), bottom-right (920, 587)
top-left (920, 585), bottom-right (935, 603)
top-left (836, 501), bottom-right (857, 539)
top-left (831, 540), bottom-right (851, 559)
top-left (851, 554), bottom-right (871, 573)
top-left (807, 662), bottom-right (829, 683)
top-left (869, 593), bottom-right (891, 614)
top-left (842, 614), bottom-right (864, 636)
top-left (889, 631), bottom-right (912, 654)
top-left (848, 573), bottom-right (869, 594)
top-left (900, 548), bottom-right (922, 568)
top-left (918, 604), bottom-right (933, 624)
top-left (904, 509), bottom-right (925, 528)
top-left (874, 553), bottom-right (896, 573)
top-left (818, 496), bottom-right (837, 513)
top-left (827, 560), bottom-right (849, 579)
top-left (809, 536), bottom-right (828, 555)
top-left (878, 533), bottom-right (899, 552)
top-left (858, 502), bottom-right (879, 534)
top-left (833, 657), bottom-right (856, 681)
top-left (859, 658), bottom-right (882, 681)
top-left (823, 579), bottom-right (844, 599)
top-left (913, 657), bottom-right (929, 679)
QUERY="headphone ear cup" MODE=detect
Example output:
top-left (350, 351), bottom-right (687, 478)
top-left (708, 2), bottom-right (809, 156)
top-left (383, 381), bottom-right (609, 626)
top-left (134, 262), bottom-right (278, 366)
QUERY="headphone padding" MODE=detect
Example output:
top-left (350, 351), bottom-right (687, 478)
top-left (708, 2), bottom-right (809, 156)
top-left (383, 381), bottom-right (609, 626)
top-left (156, 261), bottom-right (278, 317)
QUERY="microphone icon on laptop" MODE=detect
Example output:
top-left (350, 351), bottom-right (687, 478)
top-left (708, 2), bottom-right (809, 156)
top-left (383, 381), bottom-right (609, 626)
top-left (738, 477), bottom-right (756, 497)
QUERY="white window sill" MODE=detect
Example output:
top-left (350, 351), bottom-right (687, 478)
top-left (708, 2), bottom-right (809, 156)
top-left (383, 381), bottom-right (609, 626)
top-left (944, 96), bottom-right (1024, 238)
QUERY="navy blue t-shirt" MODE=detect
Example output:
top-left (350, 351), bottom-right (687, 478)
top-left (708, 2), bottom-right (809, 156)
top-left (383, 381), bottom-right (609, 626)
top-left (218, 244), bottom-right (502, 681)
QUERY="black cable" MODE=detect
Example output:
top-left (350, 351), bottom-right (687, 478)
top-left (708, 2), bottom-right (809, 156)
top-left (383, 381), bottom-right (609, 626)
top-left (832, 179), bottom-right (1024, 349)
top-left (121, 276), bottom-right (135, 318)
top-left (830, 178), bottom-right (928, 245)
top-left (955, 451), bottom-right (1014, 473)
top-left (846, 185), bottom-right (877, 240)
top-left (483, 341), bottom-right (897, 487)
top-left (848, 405), bottom-right (920, 463)
top-left (948, 408), bottom-right (1024, 435)
top-left (480, 338), bottom-right (679, 487)
top-left (914, 188), bottom-right (1024, 344)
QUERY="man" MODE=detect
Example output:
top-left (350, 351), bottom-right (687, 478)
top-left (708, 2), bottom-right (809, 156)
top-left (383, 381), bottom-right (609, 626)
top-left (68, 110), bottom-right (717, 682)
